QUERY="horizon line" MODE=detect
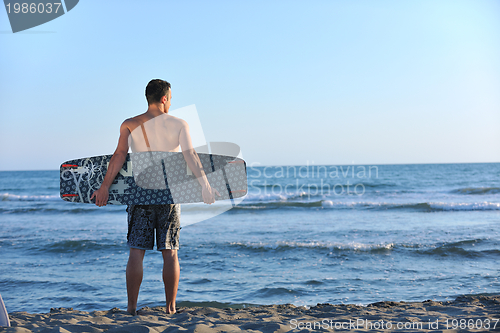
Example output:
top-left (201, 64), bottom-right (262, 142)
top-left (1, 160), bottom-right (499, 172)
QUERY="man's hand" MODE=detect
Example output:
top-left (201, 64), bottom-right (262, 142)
top-left (91, 185), bottom-right (110, 207)
top-left (202, 185), bottom-right (221, 205)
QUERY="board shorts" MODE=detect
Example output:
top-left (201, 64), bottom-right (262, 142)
top-left (126, 204), bottom-right (181, 251)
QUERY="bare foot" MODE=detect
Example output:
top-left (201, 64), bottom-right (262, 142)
top-left (127, 308), bottom-right (137, 316)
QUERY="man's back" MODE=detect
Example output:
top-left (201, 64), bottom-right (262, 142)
top-left (126, 113), bottom-right (186, 153)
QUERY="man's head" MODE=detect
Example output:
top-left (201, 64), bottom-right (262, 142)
top-left (145, 79), bottom-right (171, 105)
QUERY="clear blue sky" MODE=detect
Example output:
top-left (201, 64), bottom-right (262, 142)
top-left (1, 0), bottom-right (499, 170)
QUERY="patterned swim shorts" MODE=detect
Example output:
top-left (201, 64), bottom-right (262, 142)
top-left (126, 204), bottom-right (181, 251)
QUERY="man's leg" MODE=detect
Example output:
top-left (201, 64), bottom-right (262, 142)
top-left (162, 249), bottom-right (179, 314)
top-left (126, 248), bottom-right (146, 315)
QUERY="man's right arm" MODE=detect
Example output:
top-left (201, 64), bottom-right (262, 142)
top-left (91, 121), bottom-right (130, 207)
top-left (178, 120), bottom-right (220, 204)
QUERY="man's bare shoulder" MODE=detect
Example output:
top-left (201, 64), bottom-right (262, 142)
top-left (122, 114), bottom-right (148, 133)
top-left (164, 114), bottom-right (188, 128)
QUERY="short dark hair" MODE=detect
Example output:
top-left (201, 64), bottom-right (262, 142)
top-left (145, 79), bottom-right (171, 105)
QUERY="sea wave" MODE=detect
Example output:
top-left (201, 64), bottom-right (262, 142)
top-left (451, 187), bottom-right (500, 195)
top-left (225, 239), bottom-right (499, 258)
top-left (242, 192), bottom-right (314, 202)
top-left (176, 300), bottom-right (261, 309)
top-left (248, 287), bottom-right (306, 298)
top-left (32, 239), bottom-right (126, 254)
top-left (0, 278), bottom-right (99, 292)
top-left (416, 239), bottom-right (500, 258)
top-left (2, 198), bottom-right (499, 214)
top-left (427, 202), bottom-right (500, 211)
top-left (227, 241), bottom-right (395, 253)
top-left (1, 192), bottom-right (61, 201)
top-left (235, 200), bottom-right (500, 211)
top-left (0, 206), bottom-right (124, 214)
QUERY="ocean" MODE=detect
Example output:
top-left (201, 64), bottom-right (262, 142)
top-left (0, 163), bottom-right (499, 313)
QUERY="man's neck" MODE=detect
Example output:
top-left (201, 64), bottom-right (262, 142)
top-left (146, 103), bottom-right (168, 117)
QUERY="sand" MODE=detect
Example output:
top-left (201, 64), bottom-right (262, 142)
top-left (1, 295), bottom-right (499, 332)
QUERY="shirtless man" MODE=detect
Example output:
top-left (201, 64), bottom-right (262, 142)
top-left (91, 79), bottom-right (219, 315)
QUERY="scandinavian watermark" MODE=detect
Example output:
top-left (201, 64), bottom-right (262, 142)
top-left (249, 161), bottom-right (379, 199)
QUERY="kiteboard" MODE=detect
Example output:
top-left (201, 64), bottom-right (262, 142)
top-left (60, 151), bottom-right (247, 205)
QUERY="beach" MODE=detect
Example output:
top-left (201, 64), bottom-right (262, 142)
top-left (2, 294), bottom-right (499, 332)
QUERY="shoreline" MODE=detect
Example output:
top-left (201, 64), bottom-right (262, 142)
top-left (2, 294), bottom-right (499, 332)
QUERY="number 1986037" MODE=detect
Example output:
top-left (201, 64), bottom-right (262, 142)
top-left (445, 318), bottom-right (499, 330)
top-left (5, 2), bottom-right (62, 14)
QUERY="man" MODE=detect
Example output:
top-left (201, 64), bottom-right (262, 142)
top-left (91, 79), bottom-right (219, 315)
